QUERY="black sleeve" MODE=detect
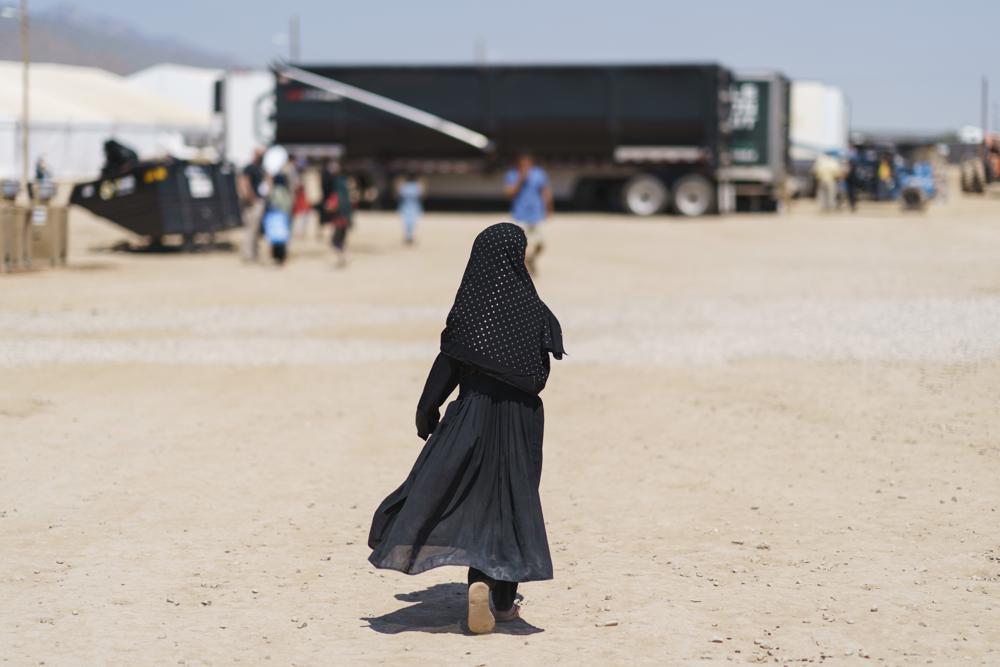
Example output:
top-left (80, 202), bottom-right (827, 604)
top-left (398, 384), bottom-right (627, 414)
top-left (415, 353), bottom-right (462, 440)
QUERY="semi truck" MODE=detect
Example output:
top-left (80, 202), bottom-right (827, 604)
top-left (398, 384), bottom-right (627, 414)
top-left (272, 63), bottom-right (742, 216)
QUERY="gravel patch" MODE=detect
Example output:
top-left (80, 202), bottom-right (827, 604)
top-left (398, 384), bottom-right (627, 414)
top-left (2, 297), bottom-right (999, 368)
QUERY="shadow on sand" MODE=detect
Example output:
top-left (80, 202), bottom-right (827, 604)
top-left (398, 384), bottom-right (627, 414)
top-left (362, 583), bottom-right (544, 636)
top-left (91, 239), bottom-right (237, 254)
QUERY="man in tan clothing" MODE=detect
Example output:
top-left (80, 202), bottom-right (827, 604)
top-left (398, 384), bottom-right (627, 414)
top-left (812, 152), bottom-right (842, 211)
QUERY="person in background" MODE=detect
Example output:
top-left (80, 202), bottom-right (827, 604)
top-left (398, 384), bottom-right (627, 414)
top-left (504, 153), bottom-right (552, 274)
top-left (35, 157), bottom-right (51, 184)
top-left (397, 173), bottom-right (424, 245)
top-left (877, 156), bottom-right (894, 201)
top-left (28, 157), bottom-right (52, 200)
top-left (933, 145), bottom-right (949, 203)
top-left (812, 151), bottom-right (841, 212)
top-left (263, 173), bottom-right (293, 266)
top-left (288, 156), bottom-right (311, 239)
top-left (239, 148), bottom-right (267, 262)
top-left (315, 163), bottom-right (331, 242)
top-left (320, 160), bottom-right (354, 267)
top-left (844, 154), bottom-right (860, 213)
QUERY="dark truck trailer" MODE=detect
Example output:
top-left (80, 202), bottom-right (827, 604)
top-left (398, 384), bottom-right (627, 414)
top-left (274, 63), bottom-right (736, 216)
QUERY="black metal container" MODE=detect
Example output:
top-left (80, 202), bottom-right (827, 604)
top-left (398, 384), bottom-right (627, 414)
top-left (70, 160), bottom-right (242, 240)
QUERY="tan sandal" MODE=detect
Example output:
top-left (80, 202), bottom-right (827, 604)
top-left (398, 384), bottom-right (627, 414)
top-left (467, 582), bottom-right (495, 634)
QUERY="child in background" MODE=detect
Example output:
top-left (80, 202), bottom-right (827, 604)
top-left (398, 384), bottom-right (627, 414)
top-left (264, 174), bottom-right (293, 265)
top-left (397, 174), bottom-right (424, 245)
top-left (504, 153), bottom-right (552, 274)
top-left (290, 158), bottom-right (311, 239)
top-left (320, 161), bottom-right (353, 267)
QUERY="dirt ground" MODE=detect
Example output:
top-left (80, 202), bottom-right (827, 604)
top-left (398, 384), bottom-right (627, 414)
top-left (2, 193), bottom-right (999, 666)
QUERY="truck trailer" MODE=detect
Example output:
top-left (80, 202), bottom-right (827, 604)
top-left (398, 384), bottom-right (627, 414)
top-left (273, 63), bottom-right (740, 216)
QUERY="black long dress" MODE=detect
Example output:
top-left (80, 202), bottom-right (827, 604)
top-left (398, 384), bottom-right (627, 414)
top-left (368, 353), bottom-right (551, 582)
top-left (367, 222), bottom-right (563, 584)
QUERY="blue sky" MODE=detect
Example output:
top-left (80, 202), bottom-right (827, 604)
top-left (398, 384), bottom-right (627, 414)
top-left (30, 0), bottom-right (1000, 132)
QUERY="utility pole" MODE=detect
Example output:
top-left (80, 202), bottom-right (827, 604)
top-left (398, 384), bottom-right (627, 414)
top-left (20, 0), bottom-right (29, 199)
top-left (289, 15), bottom-right (300, 62)
top-left (982, 76), bottom-right (989, 162)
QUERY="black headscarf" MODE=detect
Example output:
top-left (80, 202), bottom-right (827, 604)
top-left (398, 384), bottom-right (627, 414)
top-left (440, 222), bottom-right (564, 395)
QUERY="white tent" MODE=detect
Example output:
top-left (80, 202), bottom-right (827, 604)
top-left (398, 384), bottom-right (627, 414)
top-left (0, 61), bottom-right (214, 182)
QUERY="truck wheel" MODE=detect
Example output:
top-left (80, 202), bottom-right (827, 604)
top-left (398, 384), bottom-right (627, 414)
top-left (901, 187), bottom-right (925, 211)
top-left (621, 174), bottom-right (668, 216)
top-left (672, 174), bottom-right (715, 217)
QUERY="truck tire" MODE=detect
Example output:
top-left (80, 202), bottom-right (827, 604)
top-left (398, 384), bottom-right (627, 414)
top-left (901, 187), bottom-right (926, 211)
top-left (621, 174), bottom-right (668, 216)
top-left (672, 174), bottom-right (715, 217)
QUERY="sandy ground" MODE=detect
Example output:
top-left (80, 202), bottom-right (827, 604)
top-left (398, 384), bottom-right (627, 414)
top-left (2, 194), bottom-right (1000, 666)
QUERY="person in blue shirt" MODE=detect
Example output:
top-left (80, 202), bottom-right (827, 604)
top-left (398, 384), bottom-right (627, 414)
top-left (397, 174), bottom-right (424, 245)
top-left (504, 153), bottom-right (552, 274)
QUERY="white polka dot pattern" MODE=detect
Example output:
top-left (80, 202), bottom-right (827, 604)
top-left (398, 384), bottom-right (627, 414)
top-left (441, 223), bottom-right (563, 394)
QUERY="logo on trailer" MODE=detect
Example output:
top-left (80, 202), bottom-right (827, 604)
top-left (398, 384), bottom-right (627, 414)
top-left (730, 83), bottom-right (759, 131)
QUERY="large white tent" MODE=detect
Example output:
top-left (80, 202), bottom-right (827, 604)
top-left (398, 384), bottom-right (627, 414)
top-left (0, 61), bottom-right (214, 182)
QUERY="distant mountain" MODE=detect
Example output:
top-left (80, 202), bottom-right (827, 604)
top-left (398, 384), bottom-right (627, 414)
top-left (0, 3), bottom-right (237, 74)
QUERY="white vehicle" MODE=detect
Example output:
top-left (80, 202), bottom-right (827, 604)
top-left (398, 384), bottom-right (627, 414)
top-left (213, 69), bottom-right (275, 168)
top-left (789, 81), bottom-right (850, 196)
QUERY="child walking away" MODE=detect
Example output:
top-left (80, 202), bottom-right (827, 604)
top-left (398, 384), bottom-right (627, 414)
top-left (320, 160), bottom-right (353, 267)
top-left (263, 174), bottom-right (293, 265)
top-left (368, 223), bottom-right (565, 634)
top-left (504, 153), bottom-right (552, 274)
top-left (397, 174), bottom-right (423, 245)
